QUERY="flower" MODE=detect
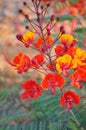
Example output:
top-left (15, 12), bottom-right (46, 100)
top-left (60, 34), bottom-right (77, 48)
top-left (31, 54), bottom-right (44, 68)
top-left (4, 52), bottom-right (31, 74)
top-left (42, 73), bottom-right (65, 94)
top-left (66, 46), bottom-right (77, 57)
top-left (60, 34), bottom-right (74, 44)
top-left (71, 66), bottom-right (86, 88)
top-left (56, 54), bottom-right (72, 76)
top-left (55, 45), bottom-right (64, 56)
top-left (71, 48), bottom-right (86, 68)
top-left (56, 47), bottom-right (86, 75)
top-left (16, 31), bottom-right (35, 47)
top-left (34, 36), bottom-right (53, 52)
top-left (21, 80), bottom-right (42, 99)
top-left (60, 90), bottom-right (80, 109)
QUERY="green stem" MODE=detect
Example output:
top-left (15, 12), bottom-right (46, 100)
top-left (70, 110), bottom-right (84, 130)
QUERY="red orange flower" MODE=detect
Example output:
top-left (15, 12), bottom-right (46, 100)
top-left (71, 66), bottom-right (86, 88)
top-left (34, 36), bottom-right (53, 52)
top-left (31, 54), bottom-right (44, 68)
top-left (55, 45), bottom-right (64, 56)
top-left (66, 46), bottom-right (77, 57)
top-left (60, 90), bottom-right (80, 109)
top-left (21, 80), bottom-right (42, 99)
top-left (42, 73), bottom-right (65, 94)
top-left (4, 52), bottom-right (31, 74)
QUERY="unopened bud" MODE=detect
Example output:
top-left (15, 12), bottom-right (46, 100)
top-left (16, 34), bottom-right (23, 41)
top-left (46, 25), bottom-right (50, 31)
top-left (25, 14), bottom-right (29, 19)
top-left (47, 3), bottom-right (50, 7)
top-left (41, 5), bottom-right (44, 10)
top-left (32, 59), bottom-right (37, 64)
top-left (25, 25), bottom-right (29, 29)
top-left (56, 17), bottom-right (60, 21)
top-left (47, 31), bottom-right (51, 36)
top-left (60, 25), bottom-right (64, 32)
top-left (32, 0), bottom-right (34, 3)
top-left (19, 9), bottom-right (23, 13)
top-left (51, 14), bottom-right (55, 21)
top-left (62, 30), bottom-right (65, 34)
top-left (23, 1), bottom-right (27, 6)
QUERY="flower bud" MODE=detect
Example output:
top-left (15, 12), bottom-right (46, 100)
top-left (23, 1), bottom-right (27, 6)
top-left (62, 30), bottom-right (65, 34)
top-left (25, 25), bottom-right (29, 29)
top-left (41, 5), bottom-right (44, 10)
top-left (50, 14), bottom-right (55, 21)
top-left (60, 25), bottom-right (64, 32)
top-left (56, 17), bottom-right (60, 21)
top-left (47, 3), bottom-right (50, 7)
top-left (16, 34), bottom-right (23, 41)
top-left (19, 9), bottom-right (23, 13)
top-left (25, 14), bottom-right (29, 19)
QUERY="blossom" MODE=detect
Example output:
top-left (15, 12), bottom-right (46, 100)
top-left (66, 47), bottom-right (86, 69)
top-left (21, 80), bottom-right (42, 99)
top-left (74, 48), bottom-right (86, 60)
top-left (56, 46), bottom-right (86, 75)
top-left (71, 66), bottom-right (86, 88)
top-left (4, 52), bottom-right (31, 74)
top-left (56, 54), bottom-right (72, 76)
top-left (55, 45), bottom-right (64, 56)
top-left (66, 46), bottom-right (77, 57)
top-left (42, 73), bottom-right (65, 94)
top-left (31, 54), bottom-right (44, 68)
top-left (34, 36), bottom-right (53, 52)
top-left (16, 31), bottom-right (35, 47)
top-left (60, 34), bottom-right (74, 44)
top-left (60, 90), bottom-right (80, 109)
top-left (60, 34), bottom-right (77, 48)
top-left (71, 48), bottom-right (86, 68)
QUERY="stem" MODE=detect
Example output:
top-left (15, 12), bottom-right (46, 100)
top-left (47, 53), bottom-right (56, 72)
top-left (26, 5), bottom-right (36, 13)
top-left (70, 110), bottom-right (84, 130)
top-left (40, 64), bottom-right (50, 73)
top-left (32, 67), bottom-right (46, 75)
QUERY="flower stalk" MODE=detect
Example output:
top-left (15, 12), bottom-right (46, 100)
top-left (70, 110), bottom-right (84, 130)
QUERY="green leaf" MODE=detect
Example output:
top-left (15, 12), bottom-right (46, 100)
top-left (70, 0), bottom-right (78, 4)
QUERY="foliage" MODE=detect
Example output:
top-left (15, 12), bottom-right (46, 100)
top-left (0, 86), bottom-right (86, 129)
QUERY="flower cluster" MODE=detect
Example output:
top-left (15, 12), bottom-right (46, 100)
top-left (5, 0), bottom-right (86, 110)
